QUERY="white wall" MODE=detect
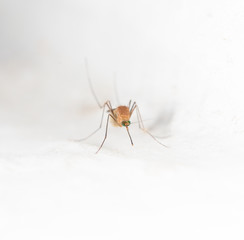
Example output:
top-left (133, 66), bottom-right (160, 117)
top-left (1, 0), bottom-right (244, 239)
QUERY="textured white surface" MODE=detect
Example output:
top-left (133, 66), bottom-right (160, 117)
top-left (1, 0), bottom-right (244, 239)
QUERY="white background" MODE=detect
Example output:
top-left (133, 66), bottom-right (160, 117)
top-left (1, 0), bottom-right (244, 239)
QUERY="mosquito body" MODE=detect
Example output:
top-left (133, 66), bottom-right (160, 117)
top-left (110, 106), bottom-right (131, 127)
top-left (76, 61), bottom-right (167, 153)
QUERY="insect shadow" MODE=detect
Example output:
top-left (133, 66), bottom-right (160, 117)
top-left (147, 106), bottom-right (175, 139)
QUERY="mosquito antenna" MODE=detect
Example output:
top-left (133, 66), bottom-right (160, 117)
top-left (85, 59), bottom-right (102, 108)
top-left (113, 72), bottom-right (120, 106)
top-left (126, 127), bottom-right (134, 146)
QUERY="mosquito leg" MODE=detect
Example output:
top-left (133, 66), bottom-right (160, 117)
top-left (129, 101), bottom-right (136, 115)
top-left (132, 109), bottom-right (171, 139)
top-left (130, 101), bottom-right (143, 128)
top-left (135, 105), bottom-right (145, 129)
top-left (134, 105), bottom-right (168, 148)
top-left (128, 100), bottom-right (132, 109)
top-left (107, 100), bottom-right (113, 109)
top-left (73, 101), bottom-right (112, 142)
top-left (96, 114), bottom-right (113, 153)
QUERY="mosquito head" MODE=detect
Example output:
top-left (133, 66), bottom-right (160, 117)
top-left (122, 121), bottom-right (131, 127)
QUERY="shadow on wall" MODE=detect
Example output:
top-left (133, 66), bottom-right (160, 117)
top-left (148, 105), bottom-right (175, 138)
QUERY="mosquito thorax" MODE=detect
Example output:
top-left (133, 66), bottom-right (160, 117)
top-left (122, 121), bottom-right (131, 127)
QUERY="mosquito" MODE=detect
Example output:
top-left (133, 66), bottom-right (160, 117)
top-left (75, 61), bottom-right (167, 153)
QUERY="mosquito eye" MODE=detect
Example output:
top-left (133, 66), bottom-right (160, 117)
top-left (122, 121), bottom-right (131, 126)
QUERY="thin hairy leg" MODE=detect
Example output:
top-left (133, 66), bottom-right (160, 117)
top-left (134, 105), bottom-right (168, 148)
top-left (96, 114), bottom-right (115, 153)
top-left (74, 101), bottom-right (112, 142)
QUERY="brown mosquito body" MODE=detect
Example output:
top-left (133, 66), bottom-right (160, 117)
top-left (109, 106), bottom-right (130, 127)
top-left (75, 60), bottom-right (167, 153)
